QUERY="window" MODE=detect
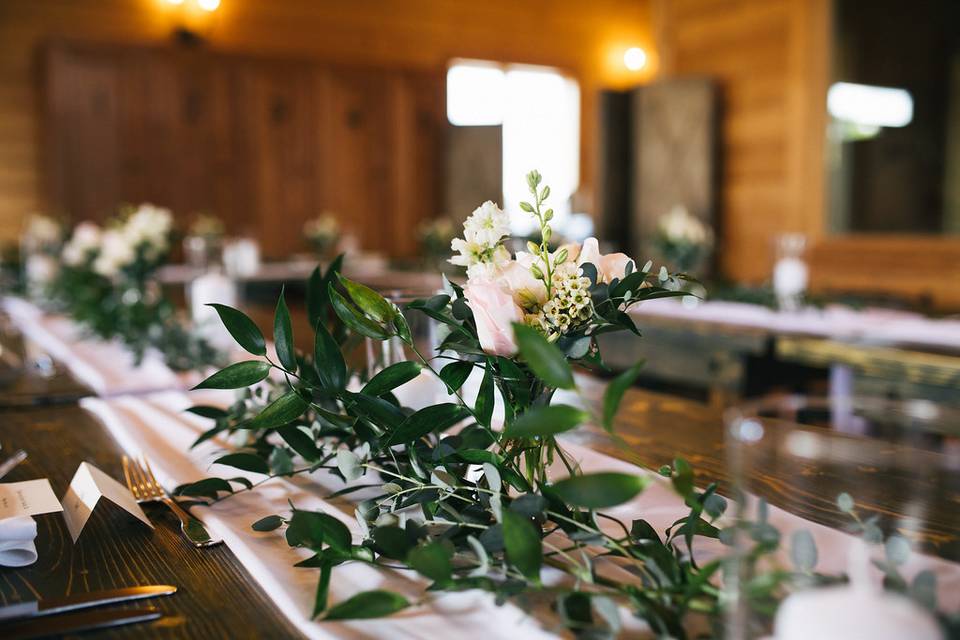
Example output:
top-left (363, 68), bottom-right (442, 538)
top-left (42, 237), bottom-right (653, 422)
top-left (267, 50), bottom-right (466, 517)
top-left (447, 60), bottom-right (580, 235)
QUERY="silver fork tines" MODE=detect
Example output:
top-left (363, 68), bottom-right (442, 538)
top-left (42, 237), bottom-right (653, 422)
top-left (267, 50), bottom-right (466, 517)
top-left (122, 455), bottom-right (221, 548)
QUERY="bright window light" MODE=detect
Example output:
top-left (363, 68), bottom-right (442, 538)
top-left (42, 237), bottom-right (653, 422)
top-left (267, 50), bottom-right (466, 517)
top-left (827, 82), bottom-right (913, 128)
top-left (502, 68), bottom-right (580, 234)
top-left (446, 62), bottom-right (506, 126)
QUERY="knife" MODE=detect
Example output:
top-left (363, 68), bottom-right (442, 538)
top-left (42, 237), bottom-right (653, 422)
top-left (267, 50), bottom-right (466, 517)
top-left (2, 606), bottom-right (162, 640)
top-left (0, 585), bottom-right (176, 621)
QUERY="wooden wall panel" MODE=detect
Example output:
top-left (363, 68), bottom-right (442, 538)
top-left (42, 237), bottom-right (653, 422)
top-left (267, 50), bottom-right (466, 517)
top-left (0, 0), bottom-right (655, 242)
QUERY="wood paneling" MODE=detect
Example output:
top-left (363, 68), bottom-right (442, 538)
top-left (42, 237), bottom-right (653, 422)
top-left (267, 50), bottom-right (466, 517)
top-left (657, 0), bottom-right (960, 308)
top-left (0, 0), bottom-right (655, 242)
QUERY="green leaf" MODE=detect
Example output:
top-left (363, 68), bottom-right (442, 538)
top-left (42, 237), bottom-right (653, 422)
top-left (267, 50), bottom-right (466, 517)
top-left (384, 403), bottom-right (470, 446)
top-left (602, 360), bottom-right (644, 431)
top-left (502, 404), bottom-right (588, 438)
top-left (322, 589), bottom-right (410, 621)
top-left (213, 452), bottom-right (270, 475)
top-left (193, 360), bottom-right (271, 390)
top-left (373, 525), bottom-right (413, 560)
top-left (312, 562), bottom-right (333, 619)
top-left (174, 477), bottom-right (234, 499)
top-left (439, 360), bottom-right (474, 393)
top-left (671, 458), bottom-right (694, 498)
top-left (791, 530), bottom-right (818, 571)
top-left (247, 391), bottom-right (309, 429)
top-left (306, 255), bottom-right (343, 328)
top-left (207, 303), bottom-right (266, 356)
top-left (407, 542), bottom-right (453, 584)
top-left (362, 361), bottom-right (423, 397)
top-left (351, 393), bottom-right (406, 429)
top-left (328, 285), bottom-right (392, 339)
top-left (503, 510), bottom-right (542, 582)
top-left (513, 323), bottom-right (575, 389)
top-left (336, 274), bottom-right (396, 324)
top-left (252, 515), bottom-right (284, 532)
top-left (313, 320), bottom-right (346, 390)
top-left (287, 510), bottom-right (352, 552)
top-left (551, 472), bottom-right (648, 509)
top-left (336, 449), bottom-right (363, 482)
top-left (185, 405), bottom-right (229, 420)
top-left (273, 288), bottom-right (297, 372)
top-left (474, 362), bottom-right (495, 427)
top-left (277, 425), bottom-right (322, 461)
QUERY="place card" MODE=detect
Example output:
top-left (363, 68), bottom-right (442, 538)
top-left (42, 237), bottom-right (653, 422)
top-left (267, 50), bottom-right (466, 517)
top-left (61, 462), bottom-right (152, 542)
top-left (0, 479), bottom-right (64, 519)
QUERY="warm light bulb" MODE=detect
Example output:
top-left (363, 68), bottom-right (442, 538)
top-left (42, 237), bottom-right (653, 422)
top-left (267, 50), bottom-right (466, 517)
top-left (623, 47), bottom-right (647, 72)
top-left (197, 0), bottom-right (220, 11)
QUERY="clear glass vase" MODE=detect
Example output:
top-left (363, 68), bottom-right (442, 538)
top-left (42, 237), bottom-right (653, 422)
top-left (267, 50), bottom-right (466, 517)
top-left (722, 394), bottom-right (960, 639)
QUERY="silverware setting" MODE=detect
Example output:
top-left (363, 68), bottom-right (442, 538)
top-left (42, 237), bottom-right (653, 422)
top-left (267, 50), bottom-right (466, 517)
top-left (123, 454), bottom-right (221, 548)
top-left (0, 448), bottom-right (27, 481)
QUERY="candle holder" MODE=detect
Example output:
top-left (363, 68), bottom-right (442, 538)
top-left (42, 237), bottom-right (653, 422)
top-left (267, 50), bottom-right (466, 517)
top-left (723, 394), bottom-right (959, 639)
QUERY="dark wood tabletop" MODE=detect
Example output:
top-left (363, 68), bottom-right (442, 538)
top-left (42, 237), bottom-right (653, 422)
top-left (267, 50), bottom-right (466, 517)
top-left (0, 404), bottom-right (302, 639)
top-left (565, 375), bottom-right (960, 561)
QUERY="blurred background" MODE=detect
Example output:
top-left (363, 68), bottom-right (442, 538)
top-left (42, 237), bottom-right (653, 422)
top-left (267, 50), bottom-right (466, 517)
top-left (2, 0), bottom-right (959, 405)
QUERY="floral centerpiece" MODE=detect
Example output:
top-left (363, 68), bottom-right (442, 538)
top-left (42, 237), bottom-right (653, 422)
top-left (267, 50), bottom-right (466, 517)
top-left (652, 205), bottom-right (713, 275)
top-left (178, 172), bottom-right (951, 637)
top-left (303, 213), bottom-right (341, 258)
top-left (417, 216), bottom-right (458, 269)
top-left (50, 204), bottom-right (220, 370)
top-left (184, 212), bottom-right (226, 268)
top-left (21, 214), bottom-right (64, 296)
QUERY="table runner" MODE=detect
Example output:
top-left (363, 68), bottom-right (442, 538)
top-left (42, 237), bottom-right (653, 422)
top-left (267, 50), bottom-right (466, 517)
top-left (631, 299), bottom-right (960, 350)
top-left (79, 381), bottom-right (960, 638)
top-left (2, 297), bottom-right (199, 396)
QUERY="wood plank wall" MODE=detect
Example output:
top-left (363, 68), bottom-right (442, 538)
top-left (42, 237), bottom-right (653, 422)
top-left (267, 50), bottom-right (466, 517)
top-left (0, 0), bottom-right (655, 242)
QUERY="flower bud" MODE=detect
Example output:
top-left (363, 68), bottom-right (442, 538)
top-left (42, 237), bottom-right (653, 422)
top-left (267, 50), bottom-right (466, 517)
top-left (543, 227), bottom-right (552, 243)
top-left (555, 248), bottom-right (568, 264)
top-left (526, 241), bottom-right (540, 255)
top-left (531, 264), bottom-right (544, 279)
top-left (519, 201), bottom-right (534, 213)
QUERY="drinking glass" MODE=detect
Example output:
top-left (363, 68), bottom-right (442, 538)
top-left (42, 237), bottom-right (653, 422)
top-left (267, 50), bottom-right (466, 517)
top-left (723, 394), bottom-right (960, 639)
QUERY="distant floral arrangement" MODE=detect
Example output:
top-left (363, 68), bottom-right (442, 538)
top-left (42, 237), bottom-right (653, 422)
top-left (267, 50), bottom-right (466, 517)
top-left (303, 213), bottom-right (341, 257)
top-left (653, 205), bottom-right (713, 275)
top-left (188, 213), bottom-right (226, 239)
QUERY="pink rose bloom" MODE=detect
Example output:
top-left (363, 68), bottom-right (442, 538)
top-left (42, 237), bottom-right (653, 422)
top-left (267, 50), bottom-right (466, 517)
top-left (498, 255), bottom-right (547, 306)
top-left (464, 281), bottom-right (522, 356)
top-left (577, 237), bottom-right (633, 283)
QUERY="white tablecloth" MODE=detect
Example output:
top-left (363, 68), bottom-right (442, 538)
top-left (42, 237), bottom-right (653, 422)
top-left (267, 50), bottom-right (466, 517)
top-left (632, 299), bottom-right (960, 350)
top-left (79, 381), bottom-right (960, 638)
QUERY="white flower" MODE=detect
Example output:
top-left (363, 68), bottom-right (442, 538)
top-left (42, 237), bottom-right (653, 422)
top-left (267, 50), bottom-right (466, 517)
top-left (124, 204), bottom-right (172, 257)
top-left (462, 201), bottom-right (510, 247)
top-left (93, 229), bottom-right (136, 278)
top-left (658, 205), bottom-right (711, 246)
top-left (22, 215), bottom-right (62, 252)
top-left (62, 222), bottom-right (102, 266)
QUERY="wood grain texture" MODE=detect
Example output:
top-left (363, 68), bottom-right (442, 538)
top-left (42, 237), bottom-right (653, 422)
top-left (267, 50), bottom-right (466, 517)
top-left (0, 404), bottom-right (302, 639)
top-left (0, 0), bottom-right (655, 243)
top-left (565, 375), bottom-right (960, 561)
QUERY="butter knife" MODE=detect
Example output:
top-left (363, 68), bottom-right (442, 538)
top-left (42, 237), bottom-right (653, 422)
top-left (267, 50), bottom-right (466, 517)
top-left (0, 584), bottom-right (176, 621)
top-left (3, 606), bottom-right (162, 640)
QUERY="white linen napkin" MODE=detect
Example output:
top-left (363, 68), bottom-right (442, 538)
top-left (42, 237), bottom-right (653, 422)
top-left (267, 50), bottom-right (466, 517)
top-left (0, 516), bottom-right (38, 567)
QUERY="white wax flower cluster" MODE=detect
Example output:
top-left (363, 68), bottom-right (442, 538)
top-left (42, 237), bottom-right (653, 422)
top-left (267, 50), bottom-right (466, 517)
top-left (451, 199), bottom-right (633, 356)
top-left (22, 215), bottom-right (62, 253)
top-left (303, 214), bottom-right (341, 241)
top-left (657, 205), bottom-right (711, 246)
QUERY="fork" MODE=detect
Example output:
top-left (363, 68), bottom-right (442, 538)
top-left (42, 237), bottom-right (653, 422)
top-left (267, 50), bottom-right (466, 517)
top-left (123, 455), bottom-right (221, 548)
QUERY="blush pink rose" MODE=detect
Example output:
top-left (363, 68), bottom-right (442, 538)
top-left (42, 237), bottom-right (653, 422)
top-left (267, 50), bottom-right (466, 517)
top-left (497, 256), bottom-right (547, 306)
top-left (464, 281), bottom-right (522, 356)
top-left (577, 237), bottom-right (633, 283)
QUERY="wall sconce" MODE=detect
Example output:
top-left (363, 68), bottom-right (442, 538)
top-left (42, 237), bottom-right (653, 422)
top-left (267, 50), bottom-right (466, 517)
top-left (160, 0), bottom-right (221, 44)
top-left (623, 47), bottom-right (648, 72)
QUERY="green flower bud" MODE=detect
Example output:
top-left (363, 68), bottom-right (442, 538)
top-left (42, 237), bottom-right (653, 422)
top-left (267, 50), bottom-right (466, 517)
top-left (542, 226), bottom-right (552, 243)
top-left (531, 264), bottom-right (544, 279)
top-left (555, 248), bottom-right (568, 264)
top-left (544, 209), bottom-right (554, 221)
top-left (519, 201), bottom-right (534, 213)
top-left (526, 241), bottom-right (540, 255)
top-left (540, 185), bottom-right (550, 202)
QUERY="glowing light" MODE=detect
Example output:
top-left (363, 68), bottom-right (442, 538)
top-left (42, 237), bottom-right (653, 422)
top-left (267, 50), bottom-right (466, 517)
top-left (446, 62), bottom-right (505, 126)
top-left (827, 82), bottom-right (913, 128)
top-left (197, 0), bottom-right (220, 11)
top-left (623, 47), bottom-right (647, 72)
top-left (165, 0), bottom-right (184, 4)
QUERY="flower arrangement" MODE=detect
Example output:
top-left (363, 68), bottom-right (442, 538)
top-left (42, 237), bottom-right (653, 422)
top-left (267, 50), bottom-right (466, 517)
top-left (417, 216), bottom-right (459, 268)
top-left (48, 204), bottom-right (221, 371)
top-left (652, 205), bottom-right (713, 275)
top-left (303, 213), bottom-right (341, 258)
top-left (21, 215), bottom-right (64, 295)
top-left (188, 212), bottom-right (226, 239)
top-left (177, 172), bottom-right (950, 637)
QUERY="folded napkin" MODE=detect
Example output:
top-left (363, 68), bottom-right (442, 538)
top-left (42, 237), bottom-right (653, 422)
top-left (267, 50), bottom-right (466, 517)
top-left (0, 516), bottom-right (38, 567)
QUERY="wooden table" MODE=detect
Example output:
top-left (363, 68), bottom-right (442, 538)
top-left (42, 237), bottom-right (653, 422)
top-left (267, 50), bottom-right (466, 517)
top-left (565, 375), bottom-right (960, 561)
top-left (0, 404), bottom-right (301, 639)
